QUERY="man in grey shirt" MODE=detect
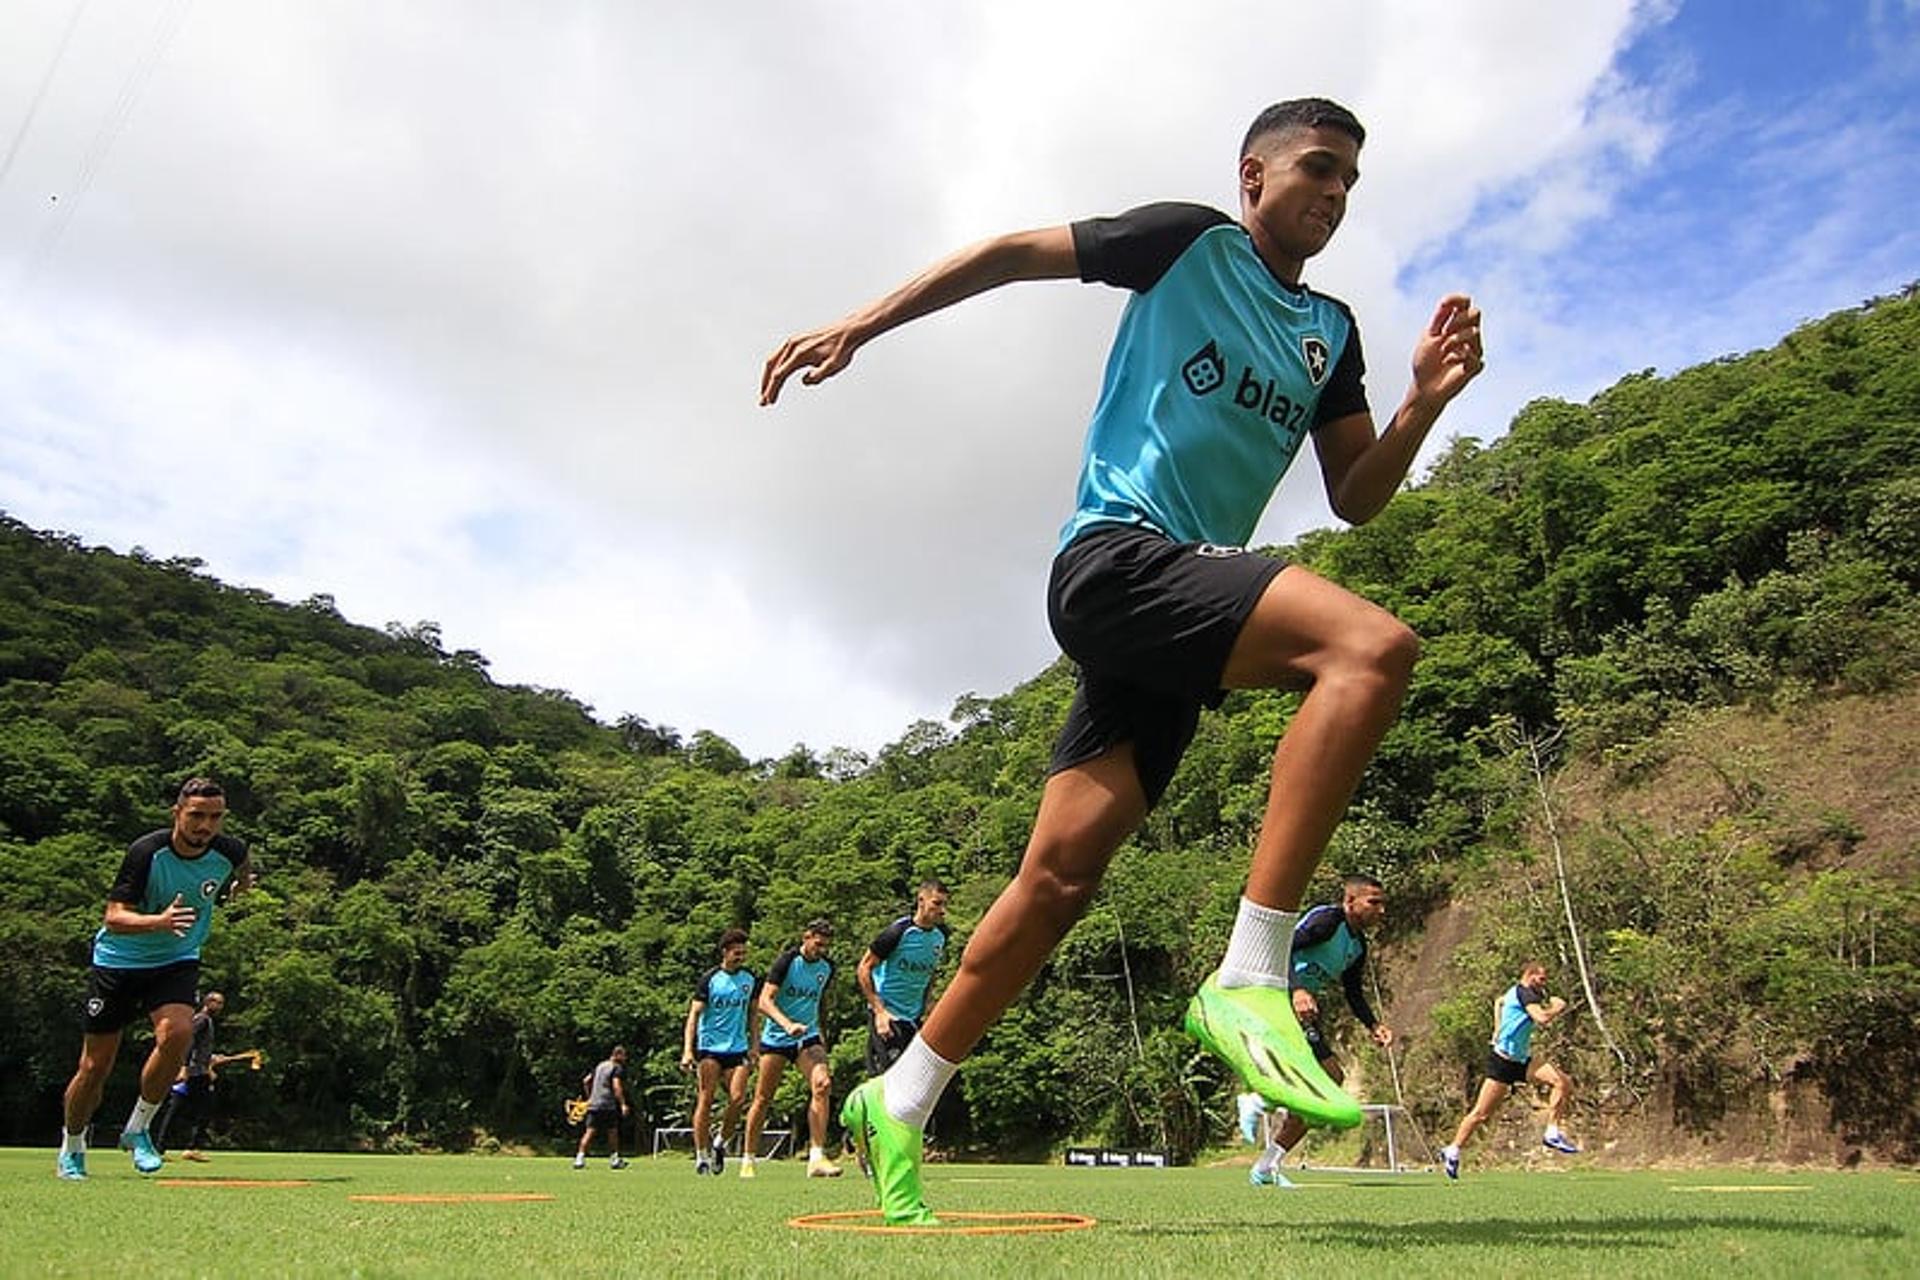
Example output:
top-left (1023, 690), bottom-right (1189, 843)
top-left (574, 1046), bottom-right (630, 1169)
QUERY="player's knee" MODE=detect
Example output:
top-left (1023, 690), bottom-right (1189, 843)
top-left (1358, 615), bottom-right (1420, 687)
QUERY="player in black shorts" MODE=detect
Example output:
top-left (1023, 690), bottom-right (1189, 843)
top-left (58, 778), bottom-right (251, 1179)
top-left (763, 98), bottom-right (1483, 1223)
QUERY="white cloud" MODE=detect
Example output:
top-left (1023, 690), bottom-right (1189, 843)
top-left (12, 1), bottom-right (1904, 759)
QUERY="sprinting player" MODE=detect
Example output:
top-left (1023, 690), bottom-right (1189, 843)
top-left (1441, 962), bottom-right (1580, 1179)
top-left (762, 97), bottom-right (1483, 1223)
top-left (742, 919), bottom-right (842, 1179)
top-left (57, 778), bottom-right (252, 1179)
top-left (681, 928), bottom-right (759, 1174)
top-left (858, 882), bottom-right (951, 1078)
top-left (1251, 873), bottom-right (1394, 1186)
top-left (153, 990), bottom-right (250, 1160)
top-left (573, 1045), bottom-right (631, 1169)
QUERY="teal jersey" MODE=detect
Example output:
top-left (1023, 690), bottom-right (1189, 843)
top-left (92, 830), bottom-right (248, 969)
top-left (1493, 983), bottom-right (1543, 1061)
top-left (1062, 203), bottom-right (1367, 552)
top-left (760, 948), bottom-right (832, 1049)
top-left (693, 966), bottom-right (757, 1054)
top-left (868, 917), bottom-right (950, 1020)
top-left (1289, 903), bottom-right (1378, 1028)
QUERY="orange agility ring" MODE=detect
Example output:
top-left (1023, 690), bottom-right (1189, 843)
top-left (157, 1178), bottom-right (313, 1188)
top-left (788, 1209), bottom-right (1096, 1236)
top-left (349, 1193), bottom-right (555, 1204)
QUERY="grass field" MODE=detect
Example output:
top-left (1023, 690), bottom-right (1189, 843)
top-left (3, 1147), bottom-right (1914, 1278)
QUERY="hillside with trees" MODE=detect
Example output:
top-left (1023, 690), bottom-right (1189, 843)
top-left (2, 286), bottom-right (1916, 1163)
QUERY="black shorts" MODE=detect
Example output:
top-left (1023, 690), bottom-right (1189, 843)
top-left (83, 960), bottom-right (200, 1034)
top-left (865, 1012), bottom-right (918, 1076)
top-left (1485, 1051), bottom-right (1530, 1087)
top-left (698, 1050), bottom-right (747, 1071)
top-left (758, 1035), bottom-right (822, 1063)
top-left (1302, 1016), bottom-right (1338, 1064)
top-left (585, 1106), bottom-right (622, 1130)
top-left (1047, 524), bottom-right (1284, 807)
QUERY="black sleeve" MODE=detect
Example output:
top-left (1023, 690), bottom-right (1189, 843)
top-left (107, 832), bottom-right (168, 905)
top-left (691, 967), bottom-right (718, 1003)
top-left (1072, 202), bottom-right (1234, 293)
top-left (867, 918), bottom-right (910, 960)
top-left (767, 949), bottom-right (797, 987)
top-left (1291, 904), bottom-right (1344, 949)
top-left (1515, 984), bottom-right (1542, 1009)
top-left (1340, 955), bottom-right (1378, 1029)
top-left (213, 832), bottom-right (249, 868)
top-left (1312, 301), bottom-right (1369, 426)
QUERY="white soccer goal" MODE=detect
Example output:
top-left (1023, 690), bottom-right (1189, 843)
top-left (650, 1127), bottom-right (791, 1159)
top-left (1292, 1103), bottom-right (1439, 1174)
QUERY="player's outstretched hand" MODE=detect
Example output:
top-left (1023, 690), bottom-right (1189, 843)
top-left (760, 318), bottom-right (865, 406)
top-left (1411, 294), bottom-right (1484, 407)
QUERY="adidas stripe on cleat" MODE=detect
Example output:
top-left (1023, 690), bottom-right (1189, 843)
top-left (1185, 973), bottom-right (1362, 1129)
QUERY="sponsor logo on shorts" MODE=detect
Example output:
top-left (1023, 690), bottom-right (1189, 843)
top-left (86, 998), bottom-right (105, 1017)
top-left (1195, 543), bottom-right (1245, 559)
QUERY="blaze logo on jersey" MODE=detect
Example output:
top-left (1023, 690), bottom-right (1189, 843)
top-left (1301, 335), bottom-right (1331, 386)
top-left (1181, 340), bottom-right (1226, 395)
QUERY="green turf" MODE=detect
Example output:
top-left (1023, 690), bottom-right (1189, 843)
top-left (3, 1147), bottom-right (1914, 1278)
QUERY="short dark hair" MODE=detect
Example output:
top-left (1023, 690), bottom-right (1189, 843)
top-left (916, 880), bottom-right (949, 899)
top-left (1343, 873), bottom-right (1385, 894)
top-left (803, 917), bottom-right (833, 937)
top-left (175, 777), bottom-right (225, 805)
top-left (1241, 98), bottom-right (1365, 158)
top-left (718, 927), bottom-right (749, 952)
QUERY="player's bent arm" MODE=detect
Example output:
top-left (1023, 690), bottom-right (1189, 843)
top-left (103, 896), bottom-right (193, 935)
top-left (756, 984), bottom-right (798, 1037)
top-left (759, 226), bottom-right (1079, 405)
top-left (1314, 295), bottom-right (1485, 524)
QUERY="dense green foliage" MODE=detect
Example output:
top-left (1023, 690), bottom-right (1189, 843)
top-left (2, 288), bottom-right (1916, 1160)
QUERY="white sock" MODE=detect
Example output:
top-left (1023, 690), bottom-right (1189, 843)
top-left (1443, 1144), bottom-right (1460, 1158)
top-left (809, 1145), bottom-right (825, 1161)
top-left (1217, 898), bottom-right (1298, 989)
top-left (124, 1097), bottom-right (160, 1135)
top-left (881, 1037), bottom-right (958, 1129)
top-left (1545, 1124), bottom-right (1563, 1141)
top-left (1253, 1141), bottom-right (1287, 1174)
top-left (61, 1129), bottom-right (87, 1156)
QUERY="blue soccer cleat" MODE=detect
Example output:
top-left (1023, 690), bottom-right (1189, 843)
top-left (56, 1151), bottom-right (88, 1181)
top-left (120, 1129), bottom-right (162, 1174)
top-left (1543, 1132), bottom-right (1581, 1155)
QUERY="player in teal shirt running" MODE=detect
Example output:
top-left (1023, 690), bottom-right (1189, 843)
top-left (1251, 874), bottom-right (1395, 1186)
top-left (58, 778), bottom-right (252, 1180)
top-left (1441, 961), bottom-right (1580, 1178)
top-left (681, 928), bottom-right (759, 1175)
top-left (742, 919), bottom-right (843, 1179)
top-left (859, 881), bottom-right (952, 1076)
top-left (764, 97), bottom-right (1483, 1224)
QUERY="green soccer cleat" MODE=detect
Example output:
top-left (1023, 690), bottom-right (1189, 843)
top-left (1185, 974), bottom-right (1363, 1129)
top-left (840, 1079), bottom-right (937, 1226)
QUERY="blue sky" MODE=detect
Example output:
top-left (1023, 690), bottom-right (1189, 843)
top-left (0, 1), bottom-right (1915, 758)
